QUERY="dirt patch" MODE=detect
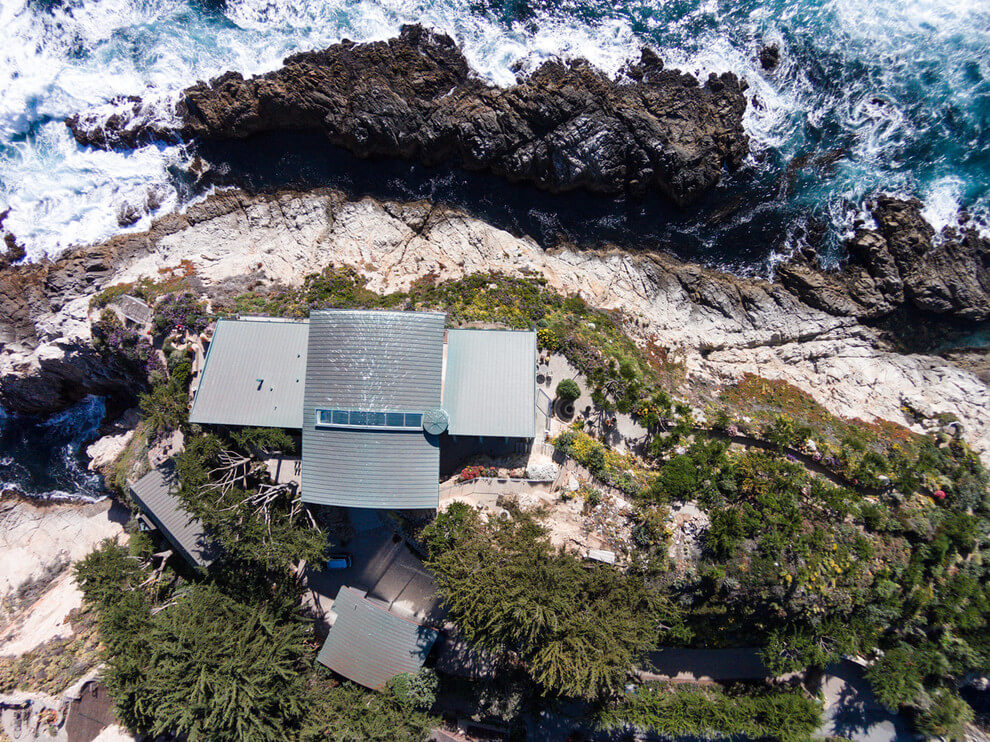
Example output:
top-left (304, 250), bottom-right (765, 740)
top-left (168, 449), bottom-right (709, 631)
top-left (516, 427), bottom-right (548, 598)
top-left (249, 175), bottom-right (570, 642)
top-left (0, 572), bottom-right (82, 657)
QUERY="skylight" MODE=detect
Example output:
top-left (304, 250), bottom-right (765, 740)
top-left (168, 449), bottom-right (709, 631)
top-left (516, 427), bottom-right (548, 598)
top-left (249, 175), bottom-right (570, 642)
top-left (315, 409), bottom-right (424, 431)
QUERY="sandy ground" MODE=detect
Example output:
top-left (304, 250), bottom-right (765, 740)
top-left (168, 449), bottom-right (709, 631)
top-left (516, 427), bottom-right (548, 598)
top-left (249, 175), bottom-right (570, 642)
top-left (439, 459), bottom-right (636, 559)
top-left (0, 572), bottom-right (82, 656)
top-left (816, 660), bottom-right (914, 742)
top-left (0, 497), bottom-right (127, 657)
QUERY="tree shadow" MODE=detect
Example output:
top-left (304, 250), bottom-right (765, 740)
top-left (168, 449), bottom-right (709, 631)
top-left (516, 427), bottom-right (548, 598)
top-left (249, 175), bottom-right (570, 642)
top-left (824, 660), bottom-right (914, 741)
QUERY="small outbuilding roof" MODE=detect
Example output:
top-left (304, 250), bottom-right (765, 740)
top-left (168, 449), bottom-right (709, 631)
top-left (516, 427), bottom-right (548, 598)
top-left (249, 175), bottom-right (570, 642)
top-left (443, 329), bottom-right (537, 438)
top-left (190, 318), bottom-right (308, 429)
top-left (301, 310), bottom-right (445, 509)
top-left (128, 465), bottom-right (218, 568)
top-left (316, 586), bottom-right (438, 691)
top-left (113, 295), bottom-right (153, 326)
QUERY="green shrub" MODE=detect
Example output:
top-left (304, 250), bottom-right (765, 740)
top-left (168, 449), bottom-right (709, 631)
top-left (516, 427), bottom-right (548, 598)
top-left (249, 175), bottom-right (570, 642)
top-left (138, 361), bottom-right (191, 436)
top-left (555, 378), bottom-right (581, 402)
top-left (386, 669), bottom-right (439, 711)
top-left (865, 645), bottom-right (935, 709)
top-left (427, 510), bottom-right (685, 699)
top-left (657, 455), bottom-right (698, 501)
top-left (301, 675), bottom-right (434, 741)
top-left (599, 682), bottom-right (821, 741)
top-left (914, 688), bottom-right (973, 740)
top-left (100, 584), bottom-right (310, 742)
top-left (705, 508), bottom-right (743, 560)
top-left (422, 502), bottom-right (478, 557)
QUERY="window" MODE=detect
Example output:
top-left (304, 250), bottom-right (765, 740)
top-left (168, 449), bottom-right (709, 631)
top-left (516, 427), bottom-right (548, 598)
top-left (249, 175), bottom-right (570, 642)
top-left (315, 408), bottom-right (425, 432)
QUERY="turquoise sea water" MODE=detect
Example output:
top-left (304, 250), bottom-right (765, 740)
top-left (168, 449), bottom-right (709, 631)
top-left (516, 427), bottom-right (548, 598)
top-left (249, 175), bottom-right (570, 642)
top-left (0, 0), bottom-right (988, 264)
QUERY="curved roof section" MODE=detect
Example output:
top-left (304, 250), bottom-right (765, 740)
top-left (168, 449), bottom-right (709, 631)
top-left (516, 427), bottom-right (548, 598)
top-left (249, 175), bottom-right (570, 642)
top-left (316, 586), bottom-right (438, 691)
top-left (190, 318), bottom-right (308, 429)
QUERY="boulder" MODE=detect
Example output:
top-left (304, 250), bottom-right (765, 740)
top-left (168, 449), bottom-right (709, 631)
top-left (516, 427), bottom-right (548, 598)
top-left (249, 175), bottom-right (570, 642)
top-left (778, 196), bottom-right (990, 322)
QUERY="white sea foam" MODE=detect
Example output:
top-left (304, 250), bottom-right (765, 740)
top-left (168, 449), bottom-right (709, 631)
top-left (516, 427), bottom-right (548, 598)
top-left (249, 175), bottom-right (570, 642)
top-left (0, 0), bottom-right (988, 259)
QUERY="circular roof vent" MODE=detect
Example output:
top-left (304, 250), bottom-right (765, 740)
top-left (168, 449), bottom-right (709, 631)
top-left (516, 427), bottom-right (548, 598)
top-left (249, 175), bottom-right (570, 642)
top-left (422, 407), bottom-right (449, 435)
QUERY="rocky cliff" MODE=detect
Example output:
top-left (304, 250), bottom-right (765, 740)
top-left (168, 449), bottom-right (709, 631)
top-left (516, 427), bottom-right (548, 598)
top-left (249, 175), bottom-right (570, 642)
top-left (2, 189), bottom-right (987, 463)
top-left (778, 196), bottom-right (990, 323)
top-left (66, 25), bottom-right (748, 206)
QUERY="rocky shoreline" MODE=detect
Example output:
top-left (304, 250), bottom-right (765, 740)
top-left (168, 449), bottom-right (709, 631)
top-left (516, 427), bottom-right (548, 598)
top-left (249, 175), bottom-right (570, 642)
top-left (66, 25), bottom-right (748, 207)
top-left (779, 195), bottom-right (990, 323)
top-left (1, 187), bottom-right (987, 464)
top-left (60, 25), bottom-right (990, 332)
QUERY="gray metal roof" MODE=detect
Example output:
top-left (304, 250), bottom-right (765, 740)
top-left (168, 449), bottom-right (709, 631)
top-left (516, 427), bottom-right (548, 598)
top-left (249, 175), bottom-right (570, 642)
top-left (190, 318), bottom-right (308, 429)
top-left (301, 310), bottom-right (445, 509)
top-left (128, 465), bottom-right (218, 568)
top-left (113, 295), bottom-right (153, 325)
top-left (443, 329), bottom-right (537, 438)
top-left (316, 586), bottom-right (438, 691)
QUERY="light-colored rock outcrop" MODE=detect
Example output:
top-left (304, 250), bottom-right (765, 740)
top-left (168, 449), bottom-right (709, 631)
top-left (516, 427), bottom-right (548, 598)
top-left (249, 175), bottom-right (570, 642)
top-left (0, 497), bottom-right (125, 655)
top-left (4, 189), bottom-right (989, 461)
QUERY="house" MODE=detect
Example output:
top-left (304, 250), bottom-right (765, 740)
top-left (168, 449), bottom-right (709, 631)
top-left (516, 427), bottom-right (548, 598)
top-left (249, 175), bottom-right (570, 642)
top-left (316, 586), bottom-right (438, 691)
top-left (189, 309), bottom-right (538, 510)
top-left (128, 464), bottom-right (219, 568)
top-left (184, 308), bottom-right (537, 690)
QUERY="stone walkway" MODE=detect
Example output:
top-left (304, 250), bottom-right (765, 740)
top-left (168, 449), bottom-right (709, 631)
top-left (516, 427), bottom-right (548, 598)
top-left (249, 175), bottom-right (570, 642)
top-left (542, 354), bottom-right (648, 453)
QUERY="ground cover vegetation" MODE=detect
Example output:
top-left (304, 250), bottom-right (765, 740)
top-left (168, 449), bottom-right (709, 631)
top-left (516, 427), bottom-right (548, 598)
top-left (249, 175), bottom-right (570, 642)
top-left (0, 608), bottom-right (100, 694)
top-left (90, 267), bottom-right (988, 736)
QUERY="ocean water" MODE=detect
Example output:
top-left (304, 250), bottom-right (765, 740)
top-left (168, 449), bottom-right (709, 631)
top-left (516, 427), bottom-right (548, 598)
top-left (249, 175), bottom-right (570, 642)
top-left (0, 0), bottom-right (988, 266)
top-left (0, 396), bottom-right (107, 500)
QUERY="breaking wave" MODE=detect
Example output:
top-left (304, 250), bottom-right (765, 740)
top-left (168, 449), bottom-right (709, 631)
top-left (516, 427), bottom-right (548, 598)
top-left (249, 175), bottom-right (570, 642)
top-left (0, 0), bottom-right (988, 263)
top-left (0, 396), bottom-right (107, 501)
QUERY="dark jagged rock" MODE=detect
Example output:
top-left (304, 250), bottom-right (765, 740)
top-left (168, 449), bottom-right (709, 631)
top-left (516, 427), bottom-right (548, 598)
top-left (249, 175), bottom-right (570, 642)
top-left (0, 210), bottom-right (27, 268)
top-left (0, 204), bottom-right (211, 414)
top-left (66, 25), bottom-right (748, 206)
top-left (759, 44), bottom-right (780, 71)
top-left (778, 196), bottom-right (990, 322)
top-left (0, 343), bottom-right (139, 415)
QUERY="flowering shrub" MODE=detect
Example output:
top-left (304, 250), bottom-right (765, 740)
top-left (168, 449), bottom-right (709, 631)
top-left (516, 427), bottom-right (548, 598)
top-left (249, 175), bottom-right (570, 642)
top-left (152, 293), bottom-right (209, 336)
top-left (93, 310), bottom-right (161, 380)
top-left (457, 466), bottom-right (497, 482)
top-left (458, 466), bottom-right (483, 482)
top-left (537, 327), bottom-right (560, 350)
top-left (554, 429), bottom-right (656, 498)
